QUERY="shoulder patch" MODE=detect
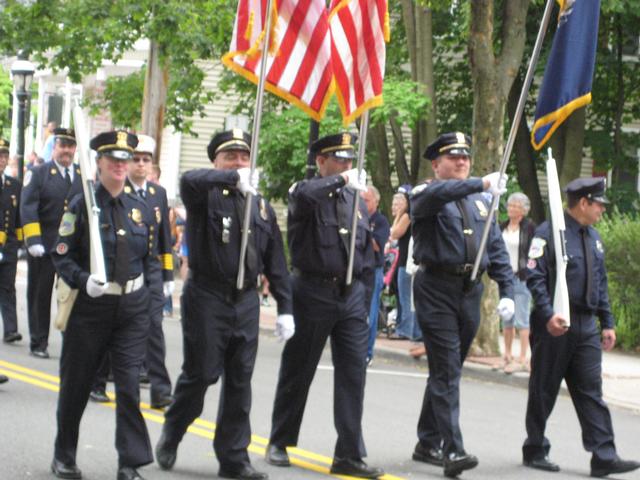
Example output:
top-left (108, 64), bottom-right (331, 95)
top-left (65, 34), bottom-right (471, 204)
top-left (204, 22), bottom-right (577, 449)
top-left (474, 199), bottom-right (488, 217)
top-left (59, 212), bottom-right (76, 236)
top-left (411, 184), bottom-right (427, 195)
top-left (527, 259), bottom-right (537, 270)
top-left (56, 242), bottom-right (69, 255)
top-left (528, 237), bottom-right (546, 259)
top-left (23, 170), bottom-right (32, 187)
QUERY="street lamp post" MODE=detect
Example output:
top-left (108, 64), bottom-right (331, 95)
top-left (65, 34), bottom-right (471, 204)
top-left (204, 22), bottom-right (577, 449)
top-left (11, 53), bottom-right (35, 182)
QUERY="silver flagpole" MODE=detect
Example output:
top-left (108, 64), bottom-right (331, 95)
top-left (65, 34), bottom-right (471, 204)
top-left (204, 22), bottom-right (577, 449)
top-left (237, 0), bottom-right (275, 289)
top-left (345, 110), bottom-right (370, 286)
top-left (470, 0), bottom-right (556, 281)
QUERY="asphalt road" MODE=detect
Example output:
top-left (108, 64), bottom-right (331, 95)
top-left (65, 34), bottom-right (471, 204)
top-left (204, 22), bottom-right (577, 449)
top-left (1, 271), bottom-right (639, 479)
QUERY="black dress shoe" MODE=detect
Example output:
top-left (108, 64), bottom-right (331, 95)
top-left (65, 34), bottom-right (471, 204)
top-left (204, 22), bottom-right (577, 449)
top-left (155, 432), bottom-right (178, 470)
top-left (117, 466), bottom-right (145, 480)
top-left (413, 442), bottom-right (444, 466)
top-left (218, 464), bottom-right (268, 479)
top-left (523, 456), bottom-right (560, 472)
top-left (591, 457), bottom-right (640, 478)
top-left (51, 458), bottom-right (82, 479)
top-left (443, 452), bottom-right (479, 478)
top-left (0, 374), bottom-right (8, 384)
top-left (150, 395), bottom-right (173, 409)
top-left (30, 348), bottom-right (50, 359)
top-left (265, 443), bottom-right (290, 466)
top-left (3, 332), bottom-right (22, 343)
top-left (89, 389), bottom-right (110, 403)
top-left (330, 458), bottom-right (384, 479)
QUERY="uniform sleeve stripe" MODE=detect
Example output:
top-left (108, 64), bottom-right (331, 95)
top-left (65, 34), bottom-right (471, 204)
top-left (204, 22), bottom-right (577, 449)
top-left (23, 222), bottom-right (42, 239)
top-left (16, 228), bottom-right (23, 241)
top-left (0, 231), bottom-right (6, 245)
top-left (161, 253), bottom-right (174, 271)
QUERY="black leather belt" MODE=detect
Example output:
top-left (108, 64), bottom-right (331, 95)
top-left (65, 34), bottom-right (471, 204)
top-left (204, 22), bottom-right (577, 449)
top-left (292, 267), bottom-right (348, 284)
top-left (420, 263), bottom-right (476, 276)
top-left (188, 271), bottom-right (254, 295)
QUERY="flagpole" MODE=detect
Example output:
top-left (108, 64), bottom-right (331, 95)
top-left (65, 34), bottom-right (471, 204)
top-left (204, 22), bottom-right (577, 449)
top-left (237, 0), bottom-right (275, 290)
top-left (346, 110), bottom-right (370, 286)
top-left (470, 0), bottom-right (555, 281)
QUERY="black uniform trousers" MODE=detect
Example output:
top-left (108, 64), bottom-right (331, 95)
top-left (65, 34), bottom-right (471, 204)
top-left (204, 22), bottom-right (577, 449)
top-left (146, 282), bottom-right (172, 401)
top-left (26, 253), bottom-right (57, 351)
top-left (0, 258), bottom-right (18, 336)
top-left (414, 269), bottom-right (483, 455)
top-left (269, 275), bottom-right (369, 459)
top-left (54, 287), bottom-right (152, 468)
top-left (523, 311), bottom-right (616, 463)
top-left (162, 278), bottom-right (259, 471)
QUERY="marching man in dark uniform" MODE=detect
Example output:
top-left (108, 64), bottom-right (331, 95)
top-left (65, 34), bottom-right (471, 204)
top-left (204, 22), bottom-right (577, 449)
top-left (410, 132), bottom-right (514, 477)
top-left (264, 133), bottom-right (384, 479)
top-left (20, 127), bottom-right (83, 358)
top-left (522, 177), bottom-right (640, 478)
top-left (0, 139), bottom-right (23, 345)
top-left (50, 131), bottom-right (155, 480)
top-left (155, 129), bottom-right (292, 480)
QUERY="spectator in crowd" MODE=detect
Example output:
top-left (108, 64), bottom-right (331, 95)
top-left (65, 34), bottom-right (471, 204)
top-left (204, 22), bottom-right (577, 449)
top-left (499, 192), bottom-right (536, 373)
top-left (41, 121), bottom-right (57, 162)
top-left (361, 185), bottom-right (390, 366)
top-left (389, 185), bottom-right (421, 341)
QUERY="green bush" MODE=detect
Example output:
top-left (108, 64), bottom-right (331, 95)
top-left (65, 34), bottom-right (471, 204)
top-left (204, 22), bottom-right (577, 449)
top-left (598, 212), bottom-right (640, 352)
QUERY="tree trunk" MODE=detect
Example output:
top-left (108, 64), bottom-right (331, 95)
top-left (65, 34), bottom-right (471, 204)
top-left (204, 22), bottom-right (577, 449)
top-left (370, 122), bottom-right (394, 217)
top-left (468, 0), bottom-right (530, 356)
top-left (141, 40), bottom-right (169, 163)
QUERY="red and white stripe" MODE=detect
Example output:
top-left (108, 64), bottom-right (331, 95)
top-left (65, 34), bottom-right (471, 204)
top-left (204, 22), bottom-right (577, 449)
top-left (330, 0), bottom-right (388, 124)
top-left (222, 0), bottom-right (334, 121)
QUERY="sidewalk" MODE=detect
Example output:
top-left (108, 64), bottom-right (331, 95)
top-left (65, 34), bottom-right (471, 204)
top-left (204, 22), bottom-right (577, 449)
top-left (251, 295), bottom-right (640, 414)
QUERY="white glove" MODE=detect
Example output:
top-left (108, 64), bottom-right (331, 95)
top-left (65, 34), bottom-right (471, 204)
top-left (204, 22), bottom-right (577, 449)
top-left (86, 274), bottom-right (109, 298)
top-left (28, 244), bottom-right (46, 257)
top-left (0, 252), bottom-right (3, 262)
top-left (237, 167), bottom-right (259, 196)
top-left (275, 314), bottom-right (295, 342)
top-left (343, 168), bottom-right (367, 192)
top-left (163, 281), bottom-right (175, 297)
top-left (483, 172), bottom-right (508, 197)
top-left (497, 297), bottom-right (515, 322)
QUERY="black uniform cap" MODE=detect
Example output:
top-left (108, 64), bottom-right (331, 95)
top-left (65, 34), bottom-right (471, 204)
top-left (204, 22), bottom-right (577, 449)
top-left (423, 132), bottom-right (471, 160)
top-left (54, 127), bottom-right (76, 144)
top-left (90, 130), bottom-right (138, 161)
top-left (310, 133), bottom-right (358, 160)
top-left (564, 177), bottom-right (609, 204)
top-left (207, 129), bottom-right (252, 161)
top-left (0, 138), bottom-right (9, 153)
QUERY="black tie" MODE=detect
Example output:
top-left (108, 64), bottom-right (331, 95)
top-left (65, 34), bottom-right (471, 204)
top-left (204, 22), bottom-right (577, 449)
top-left (581, 227), bottom-right (594, 308)
top-left (456, 198), bottom-right (477, 264)
top-left (64, 167), bottom-right (72, 186)
top-left (138, 188), bottom-right (146, 199)
top-left (112, 199), bottom-right (130, 287)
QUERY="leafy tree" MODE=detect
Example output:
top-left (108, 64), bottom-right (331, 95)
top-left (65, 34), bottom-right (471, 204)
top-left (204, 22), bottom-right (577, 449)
top-left (0, 67), bottom-right (14, 137)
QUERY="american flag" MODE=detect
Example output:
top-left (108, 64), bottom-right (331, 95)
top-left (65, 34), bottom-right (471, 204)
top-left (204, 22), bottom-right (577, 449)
top-left (330, 0), bottom-right (389, 125)
top-left (222, 0), bottom-right (334, 121)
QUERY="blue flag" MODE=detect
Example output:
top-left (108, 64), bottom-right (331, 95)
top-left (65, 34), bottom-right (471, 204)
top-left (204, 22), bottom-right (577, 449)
top-left (531, 0), bottom-right (600, 150)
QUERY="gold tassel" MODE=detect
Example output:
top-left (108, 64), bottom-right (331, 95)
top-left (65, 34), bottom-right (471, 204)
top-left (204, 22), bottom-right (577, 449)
top-left (384, 10), bottom-right (390, 42)
top-left (244, 11), bottom-right (254, 41)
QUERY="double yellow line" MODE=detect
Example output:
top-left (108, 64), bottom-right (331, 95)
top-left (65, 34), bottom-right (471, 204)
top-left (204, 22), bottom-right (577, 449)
top-left (0, 359), bottom-right (405, 480)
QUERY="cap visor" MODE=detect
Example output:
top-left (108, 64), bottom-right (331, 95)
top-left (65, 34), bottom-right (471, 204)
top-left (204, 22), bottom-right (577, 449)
top-left (445, 147), bottom-right (470, 156)
top-left (333, 149), bottom-right (357, 159)
top-left (592, 196), bottom-right (610, 204)
top-left (103, 150), bottom-right (132, 161)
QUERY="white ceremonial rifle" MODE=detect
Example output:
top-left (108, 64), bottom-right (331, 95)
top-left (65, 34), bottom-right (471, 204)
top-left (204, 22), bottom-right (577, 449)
top-left (546, 147), bottom-right (570, 327)
top-left (72, 100), bottom-right (107, 284)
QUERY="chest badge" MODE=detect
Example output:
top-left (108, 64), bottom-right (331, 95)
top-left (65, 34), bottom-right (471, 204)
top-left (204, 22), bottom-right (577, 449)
top-left (124, 185), bottom-right (132, 194)
top-left (474, 199), bottom-right (488, 218)
top-left (154, 206), bottom-right (162, 224)
top-left (596, 240), bottom-right (604, 253)
top-left (222, 216), bottom-right (232, 243)
top-left (117, 229), bottom-right (126, 236)
top-left (11, 194), bottom-right (16, 207)
top-left (131, 208), bottom-right (142, 224)
top-left (51, 168), bottom-right (57, 175)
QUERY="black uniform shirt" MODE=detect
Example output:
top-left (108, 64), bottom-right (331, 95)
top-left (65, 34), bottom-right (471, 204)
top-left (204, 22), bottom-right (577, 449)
top-left (20, 161), bottom-right (83, 250)
top-left (526, 213), bottom-right (614, 329)
top-left (125, 179), bottom-right (174, 283)
top-left (0, 174), bottom-right (22, 260)
top-left (287, 174), bottom-right (374, 279)
top-left (180, 168), bottom-right (292, 315)
top-left (51, 184), bottom-right (153, 290)
top-left (410, 178), bottom-right (514, 298)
